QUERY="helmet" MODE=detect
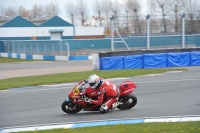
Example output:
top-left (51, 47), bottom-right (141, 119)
top-left (88, 74), bottom-right (101, 89)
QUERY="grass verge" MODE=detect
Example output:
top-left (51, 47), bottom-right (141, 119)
top-left (14, 121), bottom-right (200, 133)
top-left (0, 57), bottom-right (37, 63)
top-left (0, 68), bottom-right (186, 90)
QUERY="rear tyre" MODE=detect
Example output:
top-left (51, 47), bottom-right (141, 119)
top-left (117, 94), bottom-right (137, 110)
top-left (61, 101), bottom-right (83, 114)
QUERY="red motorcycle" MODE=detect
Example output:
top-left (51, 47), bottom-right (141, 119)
top-left (61, 80), bottom-right (137, 114)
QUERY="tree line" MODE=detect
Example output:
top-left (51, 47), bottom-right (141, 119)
top-left (0, 0), bottom-right (199, 34)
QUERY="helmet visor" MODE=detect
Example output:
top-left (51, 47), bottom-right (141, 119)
top-left (89, 83), bottom-right (95, 88)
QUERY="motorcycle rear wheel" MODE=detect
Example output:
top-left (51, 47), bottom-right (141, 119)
top-left (61, 101), bottom-right (83, 114)
top-left (117, 94), bottom-right (137, 110)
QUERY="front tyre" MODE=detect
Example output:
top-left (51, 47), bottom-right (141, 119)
top-left (117, 94), bottom-right (137, 110)
top-left (61, 101), bottom-right (83, 114)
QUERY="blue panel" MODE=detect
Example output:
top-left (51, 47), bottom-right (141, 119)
top-left (191, 52), bottom-right (200, 66)
top-left (124, 55), bottom-right (143, 69)
top-left (69, 56), bottom-right (88, 60)
top-left (17, 53), bottom-right (20, 58)
top-left (100, 56), bottom-right (124, 70)
top-left (143, 53), bottom-right (167, 68)
top-left (0, 41), bottom-right (5, 52)
top-left (44, 55), bottom-right (55, 61)
top-left (7, 53), bottom-right (11, 58)
top-left (167, 52), bottom-right (191, 67)
top-left (0, 37), bottom-right (31, 40)
top-left (26, 54), bottom-right (33, 60)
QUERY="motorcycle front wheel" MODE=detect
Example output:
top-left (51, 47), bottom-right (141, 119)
top-left (117, 94), bottom-right (137, 110)
top-left (61, 100), bottom-right (83, 114)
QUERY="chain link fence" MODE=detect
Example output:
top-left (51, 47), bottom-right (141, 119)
top-left (1, 14), bottom-right (200, 56)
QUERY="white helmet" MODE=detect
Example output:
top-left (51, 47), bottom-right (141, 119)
top-left (88, 74), bottom-right (100, 89)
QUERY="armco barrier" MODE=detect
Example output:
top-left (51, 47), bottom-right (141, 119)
top-left (0, 52), bottom-right (92, 61)
top-left (99, 52), bottom-right (200, 70)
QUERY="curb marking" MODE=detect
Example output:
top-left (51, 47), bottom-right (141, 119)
top-left (0, 116), bottom-right (200, 133)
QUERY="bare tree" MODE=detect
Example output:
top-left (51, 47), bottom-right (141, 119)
top-left (102, 0), bottom-right (112, 27)
top-left (168, 0), bottom-right (184, 32)
top-left (183, 0), bottom-right (200, 34)
top-left (0, 6), bottom-right (5, 16)
top-left (122, 0), bottom-right (130, 33)
top-left (93, 0), bottom-right (104, 26)
top-left (17, 6), bottom-right (30, 17)
top-left (5, 6), bottom-right (17, 16)
top-left (127, 0), bottom-right (141, 34)
top-left (31, 4), bottom-right (44, 17)
top-left (45, 1), bottom-right (59, 16)
top-left (65, 1), bottom-right (77, 25)
top-left (156, 0), bottom-right (170, 33)
top-left (112, 1), bottom-right (121, 31)
top-left (147, 0), bottom-right (157, 16)
top-left (76, 0), bottom-right (88, 26)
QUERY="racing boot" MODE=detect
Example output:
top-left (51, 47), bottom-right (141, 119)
top-left (111, 101), bottom-right (119, 110)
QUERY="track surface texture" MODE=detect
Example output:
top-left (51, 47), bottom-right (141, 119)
top-left (0, 61), bottom-right (200, 128)
top-left (0, 61), bottom-right (93, 80)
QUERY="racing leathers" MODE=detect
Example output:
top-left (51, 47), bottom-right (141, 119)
top-left (79, 78), bottom-right (120, 113)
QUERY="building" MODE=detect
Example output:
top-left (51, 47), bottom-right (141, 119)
top-left (0, 15), bottom-right (105, 40)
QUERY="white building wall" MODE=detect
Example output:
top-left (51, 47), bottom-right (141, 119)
top-left (0, 26), bottom-right (105, 38)
top-left (0, 27), bottom-right (37, 37)
top-left (37, 27), bottom-right (74, 37)
top-left (75, 27), bottom-right (105, 36)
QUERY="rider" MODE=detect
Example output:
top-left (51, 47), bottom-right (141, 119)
top-left (79, 74), bottom-right (120, 113)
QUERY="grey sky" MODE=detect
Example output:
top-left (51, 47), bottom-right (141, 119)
top-left (0, 0), bottom-right (148, 21)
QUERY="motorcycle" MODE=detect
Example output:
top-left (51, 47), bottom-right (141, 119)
top-left (61, 80), bottom-right (137, 114)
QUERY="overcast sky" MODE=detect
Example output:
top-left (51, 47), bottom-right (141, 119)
top-left (0, 0), bottom-right (148, 21)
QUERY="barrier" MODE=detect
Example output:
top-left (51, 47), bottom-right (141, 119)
top-left (143, 53), bottom-right (167, 68)
top-left (100, 56), bottom-right (124, 70)
top-left (99, 52), bottom-right (200, 70)
top-left (190, 52), bottom-right (200, 66)
top-left (124, 55), bottom-right (143, 69)
top-left (0, 52), bottom-right (92, 61)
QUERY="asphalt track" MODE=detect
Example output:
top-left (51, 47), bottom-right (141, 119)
top-left (0, 66), bottom-right (200, 128)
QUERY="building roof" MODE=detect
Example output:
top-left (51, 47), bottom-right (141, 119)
top-left (1, 16), bottom-right (37, 27)
top-left (40, 16), bottom-right (73, 27)
top-left (0, 15), bottom-right (73, 27)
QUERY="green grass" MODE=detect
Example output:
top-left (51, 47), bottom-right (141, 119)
top-left (14, 121), bottom-right (200, 133)
top-left (0, 68), bottom-right (186, 90)
top-left (0, 57), bottom-right (38, 63)
top-left (0, 57), bottom-right (49, 63)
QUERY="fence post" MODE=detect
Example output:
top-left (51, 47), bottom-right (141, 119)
top-left (17, 42), bottom-right (20, 53)
top-left (110, 11), bottom-right (114, 52)
top-left (182, 13), bottom-right (185, 48)
top-left (60, 41), bottom-right (62, 56)
top-left (146, 14), bottom-right (150, 50)
top-left (12, 41), bottom-right (15, 53)
top-left (36, 43), bottom-right (39, 55)
top-left (23, 42), bottom-right (25, 54)
top-left (43, 43), bottom-right (46, 55)
top-left (51, 43), bottom-right (54, 56)
top-left (66, 43), bottom-right (70, 56)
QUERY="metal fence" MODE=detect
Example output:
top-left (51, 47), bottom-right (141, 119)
top-left (1, 14), bottom-right (200, 56)
top-left (108, 13), bottom-right (200, 51)
top-left (3, 41), bottom-right (70, 56)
